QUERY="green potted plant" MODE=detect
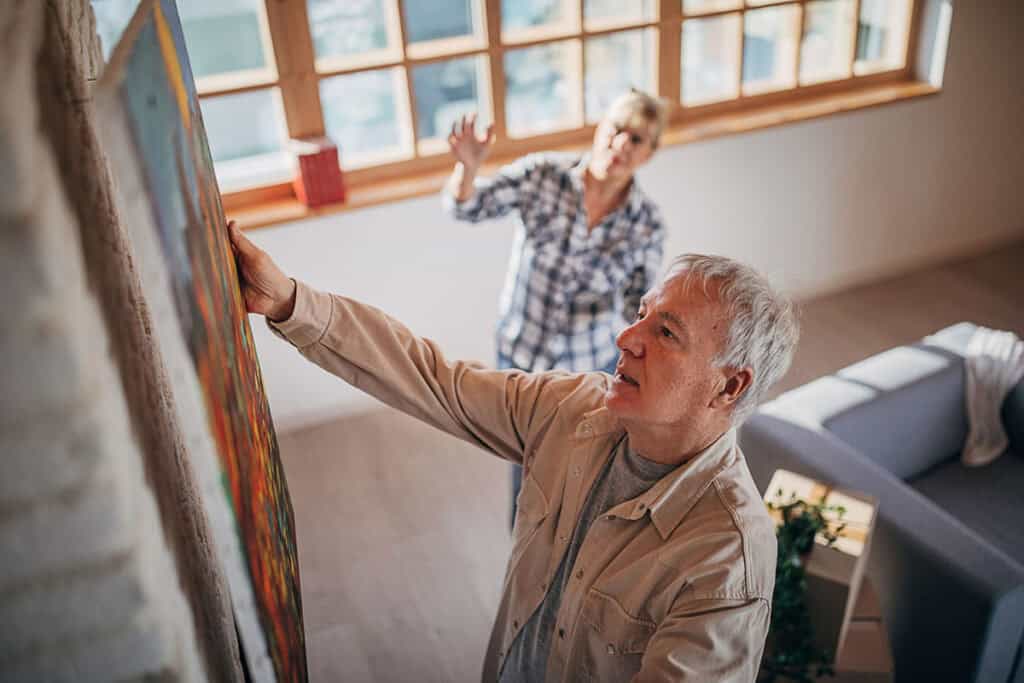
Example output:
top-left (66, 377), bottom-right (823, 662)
top-left (758, 490), bottom-right (847, 683)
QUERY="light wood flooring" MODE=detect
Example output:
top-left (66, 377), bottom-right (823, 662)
top-left (277, 240), bottom-right (1023, 683)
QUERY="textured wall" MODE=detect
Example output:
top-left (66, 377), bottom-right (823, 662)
top-left (0, 1), bottom-right (235, 680)
top-left (36, 1), bottom-right (243, 680)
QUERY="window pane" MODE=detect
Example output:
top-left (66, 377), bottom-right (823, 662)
top-left (412, 56), bottom-right (490, 152)
top-left (199, 89), bottom-right (292, 190)
top-left (405, 0), bottom-right (476, 43)
top-left (681, 14), bottom-right (741, 106)
top-left (584, 0), bottom-right (655, 30)
top-left (504, 40), bottom-right (581, 138)
top-left (502, 0), bottom-right (577, 41)
top-left (801, 0), bottom-right (855, 85)
top-left (307, 0), bottom-right (400, 68)
top-left (682, 0), bottom-right (741, 15)
top-left (585, 29), bottom-right (656, 123)
top-left (320, 67), bottom-right (413, 167)
top-left (854, 0), bottom-right (913, 75)
top-left (742, 4), bottom-right (801, 95)
top-left (178, 0), bottom-right (272, 80)
top-left (91, 0), bottom-right (141, 60)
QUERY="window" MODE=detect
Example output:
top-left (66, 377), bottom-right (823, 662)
top-left (93, 0), bottom-right (923, 218)
top-left (93, 0), bottom-right (292, 191)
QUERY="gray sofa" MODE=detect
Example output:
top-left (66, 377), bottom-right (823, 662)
top-left (740, 323), bottom-right (1024, 683)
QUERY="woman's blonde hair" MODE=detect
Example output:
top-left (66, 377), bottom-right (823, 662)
top-left (605, 88), bottom-right (670, 147)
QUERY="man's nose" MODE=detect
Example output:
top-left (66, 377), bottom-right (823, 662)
top-left (616, 321), bottom-right (644, 357)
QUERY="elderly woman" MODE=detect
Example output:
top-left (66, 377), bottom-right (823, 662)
top-left (445, 89), bottom-right (669, 518)
top-left (444, 89), bottom-right (667, 376)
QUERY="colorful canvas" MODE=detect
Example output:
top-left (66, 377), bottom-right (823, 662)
top-left (96, 1), bottom-right (306, 680)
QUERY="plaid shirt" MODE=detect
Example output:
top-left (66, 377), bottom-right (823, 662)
top-left (443, 152), bottom-right (665, 372)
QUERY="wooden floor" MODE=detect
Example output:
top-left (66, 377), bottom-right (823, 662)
top-left (278, 241), bottom-right (1024, 683)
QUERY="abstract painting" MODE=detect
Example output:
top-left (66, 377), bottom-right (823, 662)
top-left (96, 1), bottom-right (306, 680)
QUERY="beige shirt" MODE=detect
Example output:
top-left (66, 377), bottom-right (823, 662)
top-left (271, 281), bottom-right (777, 683)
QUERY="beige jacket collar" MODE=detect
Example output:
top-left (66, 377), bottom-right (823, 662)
top-left (573, 407), bottom-right (738, 540)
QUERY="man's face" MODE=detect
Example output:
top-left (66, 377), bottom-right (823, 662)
top-left (590, 110), bottom-right (657, 180)
top-left (605, 273), bottom-right (732, 430)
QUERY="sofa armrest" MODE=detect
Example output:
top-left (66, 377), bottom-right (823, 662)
top-left (741, 414), bottom-right (1024, 683)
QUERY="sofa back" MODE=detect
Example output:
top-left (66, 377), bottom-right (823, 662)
top-left (764, 323), bottom-right (1024, 482)
top-left (825, 343), bottom-right (967, 479)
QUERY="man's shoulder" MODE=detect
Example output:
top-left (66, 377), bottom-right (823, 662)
top-left (528, 369), bottom-right (610, 418)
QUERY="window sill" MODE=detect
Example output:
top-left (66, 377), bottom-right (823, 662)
top-left (226, 79), bottom-right (939, 231)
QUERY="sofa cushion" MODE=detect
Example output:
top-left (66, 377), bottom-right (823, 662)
top-left (909, 448), bottom-right (1024, 567)
top-left (823, 344), bottom-right (969, 480)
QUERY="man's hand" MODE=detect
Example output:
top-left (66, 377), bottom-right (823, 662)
top-left (228, 221), bottom-right (296, 322)
top-left (447, 113), bottom-right (494, 173)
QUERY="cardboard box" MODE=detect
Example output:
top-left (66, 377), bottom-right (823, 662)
top-left (764, 469), bottom-right (879, 659)
top-left (289, 136), bottom-right (345, 208)
top-left (831, 580), bottom-right (893, 683)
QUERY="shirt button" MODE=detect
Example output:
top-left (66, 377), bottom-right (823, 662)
top-left (560, 534), bottom-right (568, 542)
top-left (607, 644), bottom-right (616, 655)
top-left (575, 569), bottom-right (584, 580)
top-left (558, 628), bottom-right (566, 639)
top-left (513, 620), bottom-right (519, 629)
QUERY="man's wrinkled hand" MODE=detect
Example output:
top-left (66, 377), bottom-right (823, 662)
top-left (227, 221), bottom-right (296, 322)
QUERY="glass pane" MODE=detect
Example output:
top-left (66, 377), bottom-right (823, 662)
top-left (199, 89), bottom-right (292, 190)
top-left (854, 0), bottom-right (913, 75)
top-left (504, 40), bottom-right (581, 138)
top-left (585, 29), bottom-right (656, 123)
top-left (742, 4), bottom-right (801, 95)
top-left (801, 0), bottom-right (856, 84)
top-left (502, 0), bottom-right (577, 41)
top-left (412, 56), bottom-right (490, 149)
top-left (584, 0), bottom-right (656, 29)
top-left (681, 14), bottom-right (741, 106)
top-left (405, 0), bottom-right (477, 43)
top-left (307, 0), bottom-right (399, 67)
top-left (178, 0), bottom-right (271, 80)
top-left (320, 67), bottom-right (412, 167)
top-left (91, 0), bottom-right (142, 60)
top-left (682, 0), bottom-right (742, 15)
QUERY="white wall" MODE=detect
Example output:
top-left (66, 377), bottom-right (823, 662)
top-left (251, 0), bottom-right (1024, 430)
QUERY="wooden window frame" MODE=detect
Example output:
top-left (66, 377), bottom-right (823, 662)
top-left (222, 0), bottom-right (931, 228)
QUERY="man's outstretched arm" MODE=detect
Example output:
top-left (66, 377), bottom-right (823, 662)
top-left (228, 222), bottom-right (580, 463)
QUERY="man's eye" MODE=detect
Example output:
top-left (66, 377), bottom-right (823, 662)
top-left (635, 310), bottom-right (646, 321)
top-left (630, 134), bottom-right (643, 145)
top-left (660, 326), bottom-right (675, 340)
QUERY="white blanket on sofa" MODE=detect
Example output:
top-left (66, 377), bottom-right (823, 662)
top-left (962, 327), bottom-right (1024, 467)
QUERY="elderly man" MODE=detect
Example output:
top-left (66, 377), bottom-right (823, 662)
top-left (228, 223), bottom-right (799, 682)
top-left (446, 89), bottom-right (669, 521)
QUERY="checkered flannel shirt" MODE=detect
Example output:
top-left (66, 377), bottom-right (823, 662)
top-left (443, 152), bottom-right (665, 372)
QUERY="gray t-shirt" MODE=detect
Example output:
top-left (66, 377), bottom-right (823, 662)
top-left (499, 437), bottom-right (678, 682)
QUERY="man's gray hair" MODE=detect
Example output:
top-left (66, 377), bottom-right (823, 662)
top-left (667, 254), bottom-right (800, 423)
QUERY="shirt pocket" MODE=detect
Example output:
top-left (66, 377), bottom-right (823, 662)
top-left (576, 589), bottom-right (656, 681)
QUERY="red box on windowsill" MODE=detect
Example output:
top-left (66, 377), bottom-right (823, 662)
top-left (289, 136), bottom-right (345, 208)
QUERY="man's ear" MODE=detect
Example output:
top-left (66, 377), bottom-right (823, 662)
top-left (711, 368), bottom-right (753, 410)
